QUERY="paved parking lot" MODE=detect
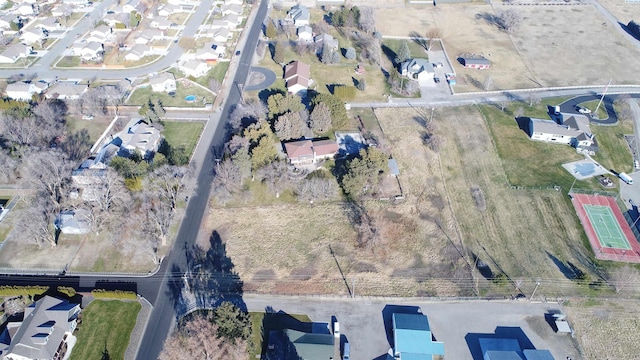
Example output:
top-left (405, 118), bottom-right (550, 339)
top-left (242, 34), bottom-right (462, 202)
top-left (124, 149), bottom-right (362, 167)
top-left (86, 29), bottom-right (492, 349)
top-left (245, 295), bottom-right (581, 360)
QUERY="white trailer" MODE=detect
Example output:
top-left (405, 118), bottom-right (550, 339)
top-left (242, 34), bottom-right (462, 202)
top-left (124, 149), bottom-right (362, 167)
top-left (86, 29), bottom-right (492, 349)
top-left (619, 172), bottom-right (634, 185)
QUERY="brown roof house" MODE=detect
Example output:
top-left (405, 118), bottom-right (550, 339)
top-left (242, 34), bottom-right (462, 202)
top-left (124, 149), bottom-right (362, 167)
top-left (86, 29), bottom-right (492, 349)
top-left (284, 60), bottom-right (311, 96)
top-left (284, 139), bottom-right (338, 166)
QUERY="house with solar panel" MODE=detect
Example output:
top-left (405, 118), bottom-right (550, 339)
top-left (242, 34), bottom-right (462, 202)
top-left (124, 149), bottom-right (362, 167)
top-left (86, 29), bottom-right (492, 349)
top-left (0, 296), bottom-right (81, 360)
top-left (392, 313), bottom-right (445, 360)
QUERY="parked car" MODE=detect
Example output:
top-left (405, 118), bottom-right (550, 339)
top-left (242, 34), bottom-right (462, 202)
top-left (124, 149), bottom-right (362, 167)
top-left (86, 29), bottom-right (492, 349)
top-left (434, 77), bottom-right (440, 83)
top-left (82, 114), bottom-right (94, 120)
top-left (433, 62), bottom-right (444, 68)
top-left (235, 50), bottom-right (241, 56)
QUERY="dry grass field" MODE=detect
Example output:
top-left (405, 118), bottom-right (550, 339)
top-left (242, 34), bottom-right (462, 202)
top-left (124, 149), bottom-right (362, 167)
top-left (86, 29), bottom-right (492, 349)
top-left (204, 105), bottom-right (603, 298)
top-left (566, 298), bottom-right (640, 360)
top-left (598, 0), bottom-right (640, 24)
top-left (376, 3), bottom-right (640, 91)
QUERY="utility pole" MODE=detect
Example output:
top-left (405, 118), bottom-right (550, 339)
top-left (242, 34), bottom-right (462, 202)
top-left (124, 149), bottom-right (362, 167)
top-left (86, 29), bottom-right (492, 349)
top-left (530, 279), bottom-right (541, 301)
top-left (594, 78), bottom-right (612, 116)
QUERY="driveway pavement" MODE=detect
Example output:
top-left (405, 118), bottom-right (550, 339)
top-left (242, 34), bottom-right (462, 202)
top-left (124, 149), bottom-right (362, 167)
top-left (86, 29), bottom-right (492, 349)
top-left (245, 295), bottom-right (581, 360)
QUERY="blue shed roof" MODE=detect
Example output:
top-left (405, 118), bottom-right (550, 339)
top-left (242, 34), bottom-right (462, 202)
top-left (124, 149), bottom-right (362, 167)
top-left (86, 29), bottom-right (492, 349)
top-left (393, 313), bottom-right (444, 358)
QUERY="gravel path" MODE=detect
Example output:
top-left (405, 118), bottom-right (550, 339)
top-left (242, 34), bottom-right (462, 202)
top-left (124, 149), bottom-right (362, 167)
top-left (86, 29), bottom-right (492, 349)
top-left (125, 298), bottom-right (153, 360)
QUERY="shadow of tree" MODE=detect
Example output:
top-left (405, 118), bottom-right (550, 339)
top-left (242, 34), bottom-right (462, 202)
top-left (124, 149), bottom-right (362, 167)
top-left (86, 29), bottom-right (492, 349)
top-left (186, 230), bottom-right (246, 312)
top-left (409, 31), bottom-right (428, 51)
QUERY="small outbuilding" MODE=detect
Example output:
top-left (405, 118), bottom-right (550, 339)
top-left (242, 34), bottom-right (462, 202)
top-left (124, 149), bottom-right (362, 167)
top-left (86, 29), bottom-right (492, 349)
top-left (460, 57), bottom-right (491, 69)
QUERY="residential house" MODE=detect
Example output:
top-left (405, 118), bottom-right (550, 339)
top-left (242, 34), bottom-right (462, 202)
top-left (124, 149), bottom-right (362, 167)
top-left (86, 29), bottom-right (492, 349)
top-left (0, 14), bottom-right (19, 30)
top-left (62, 0), bottom-right (86, 5)
top-left (157, 4), bottom-right (178, 17)
top-left (71, 157), bottom-right (112, 201)
top-left (87, 24), bottom-right (112, 44)
top-left (16, 3), bottom-right (35, 16)
top-left (210, 18), bottom-right (235, 30)
top-left (54, 209), bottom-right (91, 234)
top-left (80, 42), bottom-right (103, 61)
top-left (135, 28), bottom-right (164, 45)
top-left (149, 72), bottom-right (176, 93)
top-left (124, 44), bottom-right (152, 61)
top-left (5, 81), bottom-right (46, 100)
top-left (114, 118), bottom-right (162, 159)
top-left (223, 13), bottom-right (241, 26)
top-left (221, 3), bottom-right (243, 16)
top-left (0, 43), bottom-right (32, 63)
top-left (35, 17), bottom-right (63, 32)
top-left (283, 60), bottom-right (310, 95)
top-left (51, 3), bottom-right (73, 17)
top-left (0, 296), bottom-right (81, 360)
top-left (392, 313), bottom-right (445, 360)
top-left (287, 4), bottom-right (310, 27)
top-left (122, 0), bottom-right (143, 14)
top-left (224, 0), bottom-right (244, 5)
top-left (297, 25), bottom-right (312, 42)
top-left (150, 17), bottom-right (175, 30)
top-left (400, 58), bottom-right (435, 86)
top-left (528, 112), bottom-right (597, 152)
top-left (460, 56), bottom-right (491, 69)
top-left (179, 59), bottom-right (210, 77)
top-left (20, 27), bottom-right (46, 45)
top-left (212, 27), bottom-right (231, 42)
top-left (104, 12), bottom-right (129, 28)
top-left (195, 46), bottom-right (220, 62)
top-left (314, 33), bottom-right (338, 54)
top-left (45, 82), bottom-right (88, 100)
top-left (284, 139), bottom-right (338, 165)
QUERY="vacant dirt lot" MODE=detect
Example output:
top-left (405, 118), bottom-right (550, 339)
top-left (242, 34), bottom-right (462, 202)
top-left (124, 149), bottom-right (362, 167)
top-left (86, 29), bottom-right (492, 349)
top-left (376, 3), bottom-right (640, 90)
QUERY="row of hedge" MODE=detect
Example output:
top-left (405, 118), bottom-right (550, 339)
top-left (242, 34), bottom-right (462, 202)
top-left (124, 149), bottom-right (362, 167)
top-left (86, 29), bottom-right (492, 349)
top-left (0, 286), bottom-right (49, 297)
top-left (91, 289), bottom-right (138, 300)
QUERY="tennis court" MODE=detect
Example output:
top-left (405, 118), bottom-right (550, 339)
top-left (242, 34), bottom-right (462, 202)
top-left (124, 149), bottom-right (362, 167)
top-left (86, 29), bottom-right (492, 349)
top-left (570, 193), bottom-right (640, 263)
top-left (583, 205), bottom-right (632, 250)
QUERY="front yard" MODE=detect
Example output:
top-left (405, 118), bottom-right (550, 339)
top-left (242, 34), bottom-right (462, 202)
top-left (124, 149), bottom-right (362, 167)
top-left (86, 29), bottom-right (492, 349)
top-left (161, 121), bottom-right (205, 160)
top-left (70, 300), bottom-right (141, 360)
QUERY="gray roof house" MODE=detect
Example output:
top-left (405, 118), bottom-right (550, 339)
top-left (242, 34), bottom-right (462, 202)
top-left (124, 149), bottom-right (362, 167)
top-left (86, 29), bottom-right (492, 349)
top-left (266, 319), bottom-right (338, 360)
top-left (45, 82), bottom-right (88, 100)
top-left (54, 209), bottom-right (92, 234)
top-left (0, 296), bottom-right (81, 360)
top-left (114, 118), bottom-right (162, 159)
top-left (529, 112), bottom-right (597, 152)
top-left (149, 72), bottom-right (176, 93)
top-left (401, 58), bottom-right (435, 86)
top-left (287, 4), bottom-right (310, 27)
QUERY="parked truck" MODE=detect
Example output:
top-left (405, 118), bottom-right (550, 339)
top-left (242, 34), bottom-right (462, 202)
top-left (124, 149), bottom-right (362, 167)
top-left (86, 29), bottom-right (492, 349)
top-left (619, 172), bottom-right (634, 185)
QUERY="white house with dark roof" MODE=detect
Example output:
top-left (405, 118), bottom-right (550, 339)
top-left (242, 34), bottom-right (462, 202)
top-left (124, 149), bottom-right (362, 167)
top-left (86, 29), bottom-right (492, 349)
top-left (0, 296), bottom-right (80, 360)
top-left (529, 112), bottom-right (597, 152)
top-left (0, 14), bottom-right (19, 30)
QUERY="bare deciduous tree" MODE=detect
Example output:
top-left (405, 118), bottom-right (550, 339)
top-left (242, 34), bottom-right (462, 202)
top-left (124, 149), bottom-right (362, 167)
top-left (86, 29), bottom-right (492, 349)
top-left (495, 9), bottom-right (522, 34)
top-left (528, 93), bottom-right (541, 107)
top-left (296, 177), bottom-right (337, 202)
top-left (148, 165), bottom-right (194, 211)
top-left (358, 6), bottom-right (376, 34)
top-left (0, 150), bottom-right (18, 183)
top-left (257, 161), bottom-right (289, 198)
top-left (1, 108), bottom-right (44, 147)
top-left (17, 195), bottom-right (57, 247)
top-left (25, 149), bottom-right (74, 206)
top-left (33, 100), bottom-right (67, 126)
top-left (62, 129), bottom-right (92, 161)
top-left (159, 313), bottom-right (248, 360)
top-left (514, 107), bottom-right (525, 118)
top-left (483, 75), bottom-right (493, 91)
top-left (213, 159), bottom-right (242, 194)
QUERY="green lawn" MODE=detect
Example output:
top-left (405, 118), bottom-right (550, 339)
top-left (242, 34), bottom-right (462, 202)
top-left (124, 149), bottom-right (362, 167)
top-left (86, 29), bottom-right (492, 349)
top-left (591, 122), bottom-right (634, 174)
top-left (70, 300), bottom-right (141, 360)
top-left (162, 121), bottom-right (205, 159)
top-left (127, 82), bottom-right (214, 107)
top-left (249, 312), bottom-right (312, 359)
top-left (56, 56), bottom-right (80, 68)
top-left (66, 117), bottom-right (108, 143)
top-left (480, 104), bottom-right (597, 191)
top-left (580, 100), bottom-right (608, 119)
top-left (381, 38), bottom-right (429, 62)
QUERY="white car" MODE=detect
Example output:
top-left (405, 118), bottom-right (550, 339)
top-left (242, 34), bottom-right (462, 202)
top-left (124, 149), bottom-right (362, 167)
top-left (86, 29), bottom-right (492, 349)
top-left (82, 114), bottom-right (94, 120)
top-left (575, 105), bottom-right (591, 114)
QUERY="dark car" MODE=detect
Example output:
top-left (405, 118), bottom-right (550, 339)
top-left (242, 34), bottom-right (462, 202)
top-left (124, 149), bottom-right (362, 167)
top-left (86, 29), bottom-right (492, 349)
top-left (434, 77), bottom-right (440, 83)
top-left (235, 50), bottom-right (241, 56)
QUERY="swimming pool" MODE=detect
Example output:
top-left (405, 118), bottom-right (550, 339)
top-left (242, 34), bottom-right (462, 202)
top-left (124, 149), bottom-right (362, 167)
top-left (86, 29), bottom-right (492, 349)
top-left (185, 95), bottom-right (196, 101)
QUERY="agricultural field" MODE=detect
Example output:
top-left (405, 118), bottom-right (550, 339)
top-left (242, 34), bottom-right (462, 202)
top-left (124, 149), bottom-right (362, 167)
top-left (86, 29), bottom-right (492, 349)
top-left (375, 3), bottom-right (640, 91)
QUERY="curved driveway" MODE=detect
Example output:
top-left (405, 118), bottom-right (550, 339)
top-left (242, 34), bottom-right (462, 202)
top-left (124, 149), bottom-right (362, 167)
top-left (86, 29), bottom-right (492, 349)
top-left (244, 66), bottom-right (276, 91)
top-left (559, 93), bottom-right (640, 125)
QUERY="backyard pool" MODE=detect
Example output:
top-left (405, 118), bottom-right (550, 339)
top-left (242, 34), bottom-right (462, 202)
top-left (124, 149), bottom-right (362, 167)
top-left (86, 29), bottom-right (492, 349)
top-left (185, 95), bottom-right (196, 102)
